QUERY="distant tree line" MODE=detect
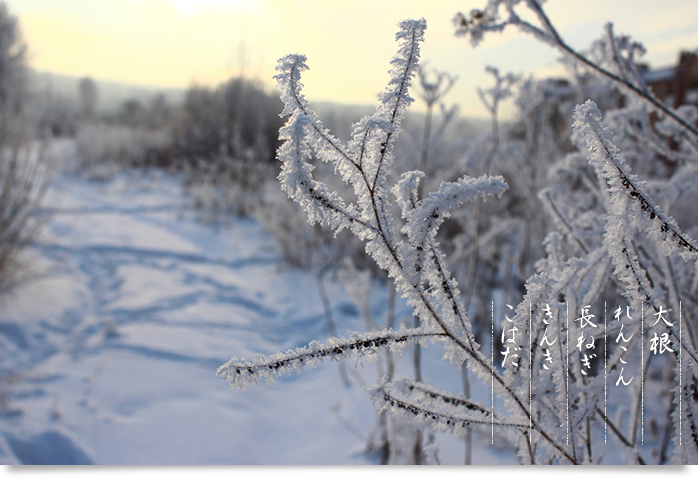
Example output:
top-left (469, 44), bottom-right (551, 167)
top-left (178, 77), bottom-right (283, 164)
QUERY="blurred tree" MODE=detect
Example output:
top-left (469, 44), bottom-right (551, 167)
top-left (0, 1), bottom-right (50, 291)
top-left (118, 98), bottom-right (145, 127)
top-left (148, 93), bottom-right (170, 129)
top-left (78, 77), bottom-right (98, 121)
top-left (0, 1), bottom-right (27, 144)
top-left (178, 77), bottom-right (283, 162)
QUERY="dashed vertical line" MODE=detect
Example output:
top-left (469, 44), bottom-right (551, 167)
top-left (566, 300), bottom-right (569, 446)
top-left (529, 300), bottom-right (532, 445)
top-left (491, 299), bottom-right (494, 446)
top-left (641, 301), bottom-right (644, 446)
top-left (680, 300), bottom-right (682, 447)
top-left (604, 301), bottom-right (607, 444)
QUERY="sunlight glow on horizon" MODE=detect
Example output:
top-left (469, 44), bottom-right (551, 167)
top-left (8, 0), bottom-right (698, 118)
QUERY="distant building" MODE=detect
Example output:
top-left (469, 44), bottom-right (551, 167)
top-left (644, 51), bottom-right (698, 108)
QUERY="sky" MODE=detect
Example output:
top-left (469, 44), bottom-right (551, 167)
top-left (7, 0), bottom-right (698, 118)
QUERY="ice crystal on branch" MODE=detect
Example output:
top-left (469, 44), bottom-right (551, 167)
top-left (573, 101), bottom-right (698, 275)
top-left (367, 377), bottom-right (528, 439)
top-left (218, 326), bottom-right (445, 391)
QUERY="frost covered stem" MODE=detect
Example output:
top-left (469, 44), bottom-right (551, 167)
top-left (372, 24), bottom-right (421, 192)
top-left (286, 64), bottom-right (359, 172)
top-left (218, 328), bottom-right (448, 390)
top-left (379, 388), bottom-right (526, 429)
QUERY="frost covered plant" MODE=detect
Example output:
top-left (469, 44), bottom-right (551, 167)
top-left (568, 101), bottom-right (698, 464)
top-left (415, 63), bottom-right (458, 182)
top-left (452, 0), bottom-right (698, 464)
top-left (573, 101), bottom-right (698, 297)
top-left (219, 12), bottom-right (698, 464)
top-left (219, 18), bottom-right (579, 464)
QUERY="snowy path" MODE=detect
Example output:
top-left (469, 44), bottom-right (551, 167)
top-left (0, 170), bottom-right (515, 465)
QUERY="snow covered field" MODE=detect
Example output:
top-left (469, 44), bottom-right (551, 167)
top-left (0, 164), bottom-right (517, 465)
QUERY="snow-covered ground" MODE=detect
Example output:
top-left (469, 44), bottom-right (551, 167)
top-left (0, 162), bottom-right (517, 465)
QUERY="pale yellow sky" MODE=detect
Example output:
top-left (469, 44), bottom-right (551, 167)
top-left (8, 0), bottom-right (698, 117)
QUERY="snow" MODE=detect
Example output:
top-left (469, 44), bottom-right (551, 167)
top-left (0, 168), bottom-right (517, 465)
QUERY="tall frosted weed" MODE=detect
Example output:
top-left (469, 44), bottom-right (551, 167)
top-left (219, 2), bottom-right (698, 464)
